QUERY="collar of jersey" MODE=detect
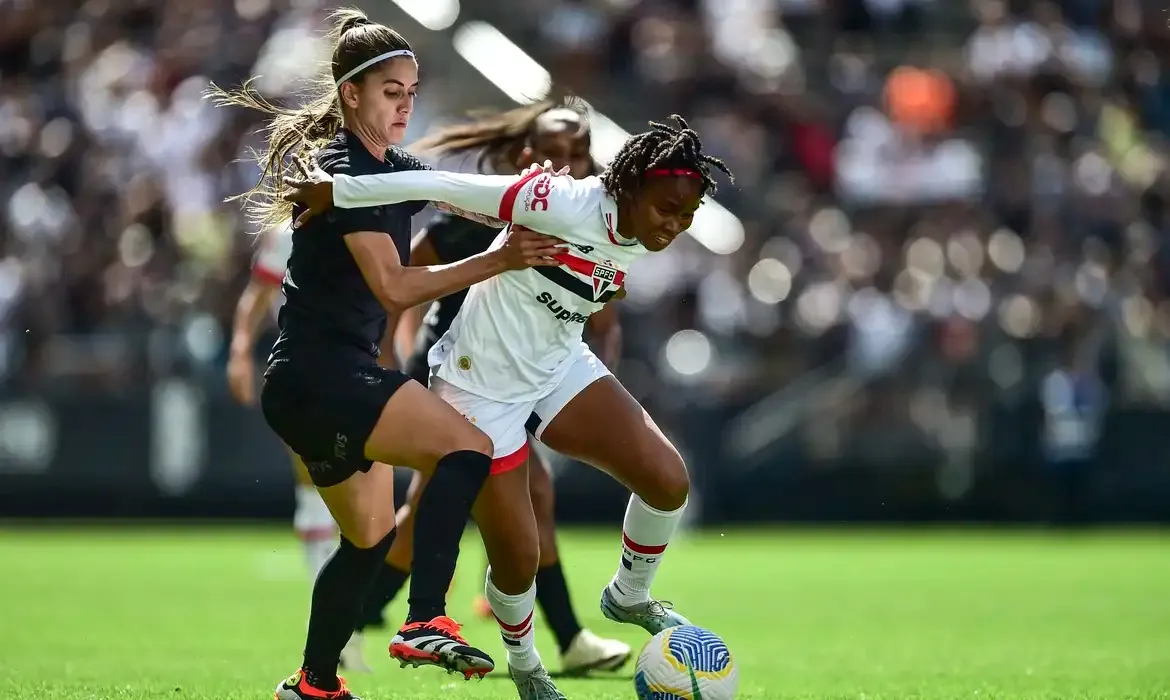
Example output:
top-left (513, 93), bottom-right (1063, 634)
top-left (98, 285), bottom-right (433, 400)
top-left (341, 128), bottom-right (391, 167)
top-left (598, 191), bottom-right (639, 247)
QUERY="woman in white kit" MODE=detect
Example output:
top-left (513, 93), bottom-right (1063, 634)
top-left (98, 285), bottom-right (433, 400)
top-left (285, 115), bottom-right (734, 700)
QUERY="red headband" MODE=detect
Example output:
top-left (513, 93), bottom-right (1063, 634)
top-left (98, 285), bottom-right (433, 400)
top-left (646, 168), bottom-right (701, 178)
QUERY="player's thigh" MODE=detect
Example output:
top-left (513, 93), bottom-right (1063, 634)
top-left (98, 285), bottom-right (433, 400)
top-left (430, 377), bottom-right (533, 466)
top-left (262, 362), bottom-right (407, 489)
top-left (537, 369), bottom-right (689, 512)
top-left (316, 462), bottom-right (397, 548)
top-left (473, 462), bottom-right (539, 594)
top-left (362, 379), bottom-right (493, 473)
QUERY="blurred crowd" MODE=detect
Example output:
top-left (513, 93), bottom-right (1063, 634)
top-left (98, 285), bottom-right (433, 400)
top-left (0, 0), bottom-right (337, 390)
top-left (497, 0), bottom-right (1170, 463)
top-left (4, 0), bottom-right (1170, 477)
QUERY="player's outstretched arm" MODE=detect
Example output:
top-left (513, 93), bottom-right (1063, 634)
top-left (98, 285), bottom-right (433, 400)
top-left (344, 225), bottom-right (562, 314)
top-left (283, 156), bottom-right (583, 234)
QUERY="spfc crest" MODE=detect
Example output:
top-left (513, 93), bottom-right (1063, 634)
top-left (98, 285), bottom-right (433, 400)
top-left (591, 264), bottom-right (617, 300)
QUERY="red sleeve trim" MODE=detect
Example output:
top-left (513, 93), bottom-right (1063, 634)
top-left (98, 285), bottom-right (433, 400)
top-left (251, 266), bottom-right (283, 286)
top-left (497, 170), bottom-right (544, 223)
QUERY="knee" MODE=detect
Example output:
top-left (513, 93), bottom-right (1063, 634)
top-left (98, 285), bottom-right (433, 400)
top-left (450, 423), bottom-right (494, 459)
top-left (639, 450), bottom-right (690, 512)
top-left (347, 522), bottom-right (396, 552)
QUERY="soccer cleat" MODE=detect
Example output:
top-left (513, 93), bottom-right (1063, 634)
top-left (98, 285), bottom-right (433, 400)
top-left (600, 584), bottom-right (691, 635)
top-left (509, 663), bottom-right (567, 700)
top-left (388, 615), bottom-right (495, 679)
top-left (560, 628), bottom-right (632, 675)
top-left (339, 632), bottom-right (373, 674)
top-left (274, 669), bottom-right (357, 700)
top-left (472, 594), bottom-right (494, 620)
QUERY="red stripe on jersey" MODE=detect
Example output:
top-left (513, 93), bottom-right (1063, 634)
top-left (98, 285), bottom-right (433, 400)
top-left (551, 251), bottom-right (626, 288)
top-left (497, 170), bottom-right (544, 222)
top-left (622, 532), bottom-right (667, 555)
top-left (252, 266), bottom-right (283, 286)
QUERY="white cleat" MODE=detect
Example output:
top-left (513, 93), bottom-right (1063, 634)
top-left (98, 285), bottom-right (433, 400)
top-left (340, 632), bottom-right (374, 674)
top-left (560, 628), bottom-right (632, 675)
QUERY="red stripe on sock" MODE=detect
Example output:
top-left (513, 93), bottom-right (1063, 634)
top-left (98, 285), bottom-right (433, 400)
top-left (501, 622), bottom-right (533, 640)
top-left (622, 532), bottom-right (667, 555)
top-left (296, 527), bottom-right (336, 542)
top-left (497, 170), bottom-right (543, 222)
top-left (493, 610), bottom-right (534, 633)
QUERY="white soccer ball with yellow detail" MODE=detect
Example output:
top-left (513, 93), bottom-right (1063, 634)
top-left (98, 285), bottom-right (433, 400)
top-left (633, 625), bottom-right (738, 700)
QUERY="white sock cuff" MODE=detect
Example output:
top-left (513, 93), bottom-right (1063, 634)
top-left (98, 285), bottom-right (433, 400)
top-left (633, 495), bottom-right (688, 518)
top-left (485, 568), bottom-right (536, 605)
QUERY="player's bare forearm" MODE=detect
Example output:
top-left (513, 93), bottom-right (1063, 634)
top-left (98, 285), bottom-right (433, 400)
top-left (230, 281), bottom-right (278, 359)
top-left (346, 229), bottom-right (508, 313)
top-left (431, 201), bottom-right (506, 229)
top-left (390, 253), bottom-right (507, 310)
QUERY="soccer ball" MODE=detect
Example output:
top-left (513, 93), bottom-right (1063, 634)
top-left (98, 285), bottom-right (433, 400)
top-left (633, 625), bottom-right (738, 700)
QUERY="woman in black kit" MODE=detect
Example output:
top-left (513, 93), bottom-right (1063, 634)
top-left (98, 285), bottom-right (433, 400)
top-left (352, 100), bottom-right (632, 676)
top-left (209, 9), bottom-right (563, 700)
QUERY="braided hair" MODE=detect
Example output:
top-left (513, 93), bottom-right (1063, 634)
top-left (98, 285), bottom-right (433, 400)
top-left (600, 114), bottom-right (733, 200)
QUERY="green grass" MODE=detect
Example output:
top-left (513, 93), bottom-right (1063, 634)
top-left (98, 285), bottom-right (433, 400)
top-left (1, 526), bottom-right (1168, 699)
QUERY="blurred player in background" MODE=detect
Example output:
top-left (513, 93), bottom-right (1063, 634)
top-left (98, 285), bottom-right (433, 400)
top-left (284, 114), bottom-right (734, 700)
top-left (349, 100), bottom-right (631, 676)
top-left (227, 219), bottom-right (337, 578)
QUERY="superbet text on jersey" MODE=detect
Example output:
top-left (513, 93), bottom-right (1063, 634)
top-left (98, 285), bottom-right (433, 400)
top-left (431, 172), bottom-right (646, 403)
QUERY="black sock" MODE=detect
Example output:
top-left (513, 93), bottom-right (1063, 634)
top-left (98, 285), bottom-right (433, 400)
top-left (535, 561), bottom-right (583, 654)
top-left (356, 563), bottom-right (410, 631)
top-left (302, 531), bottom-right (395, 689)
top-left (406, 449), bottom-right (491, 623)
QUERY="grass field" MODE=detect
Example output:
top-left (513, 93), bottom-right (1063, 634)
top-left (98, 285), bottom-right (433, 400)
top-left (1, 526), bottom-right (1168, 700)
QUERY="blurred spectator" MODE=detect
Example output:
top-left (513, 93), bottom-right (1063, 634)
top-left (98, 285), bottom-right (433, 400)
top-left (476, 0), bottom-right (1170, 482)
top-left (5, 0), bottom-right (1170, 494)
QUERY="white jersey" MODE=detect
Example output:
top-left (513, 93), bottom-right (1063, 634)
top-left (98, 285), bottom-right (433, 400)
top-left (333, 169), bottom-right (648, 402)
top-left (251, 221), bottom-right (293, 318)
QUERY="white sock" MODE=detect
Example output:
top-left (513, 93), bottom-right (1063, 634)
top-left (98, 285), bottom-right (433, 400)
top-left (485, 569), bottom-right (542, 672)
top-left (609, 496), bottom-right (686, 607)
top-left (294, 485), bottom-right (337, 579)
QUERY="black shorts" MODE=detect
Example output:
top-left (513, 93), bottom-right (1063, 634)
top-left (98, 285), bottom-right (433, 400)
top-left (404, 351), bottom-right (430, 387)
top-left (261, 358), bottom-right (412, 487)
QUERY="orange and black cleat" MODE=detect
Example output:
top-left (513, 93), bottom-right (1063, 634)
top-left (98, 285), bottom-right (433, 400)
top-left (274, 670), bottom-right (358, 700)
top-left (389, 615), bottom-right (495, 680)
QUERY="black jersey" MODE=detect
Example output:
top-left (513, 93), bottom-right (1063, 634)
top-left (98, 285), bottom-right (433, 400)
top-left (408, 212), bottom-right (501, 364)
top-left (268, 129), bottom-right (430, 368)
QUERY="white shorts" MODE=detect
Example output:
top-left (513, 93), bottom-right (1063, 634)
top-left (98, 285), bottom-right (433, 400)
top-left (430, 346), bottom-right (611, 474)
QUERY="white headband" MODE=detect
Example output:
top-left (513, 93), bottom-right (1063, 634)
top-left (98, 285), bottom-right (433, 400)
top-left (335, 50), bottom-right (414, 88)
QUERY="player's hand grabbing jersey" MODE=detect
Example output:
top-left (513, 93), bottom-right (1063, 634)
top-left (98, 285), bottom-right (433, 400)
top-left (333, 168), bottom-right (646, 402)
